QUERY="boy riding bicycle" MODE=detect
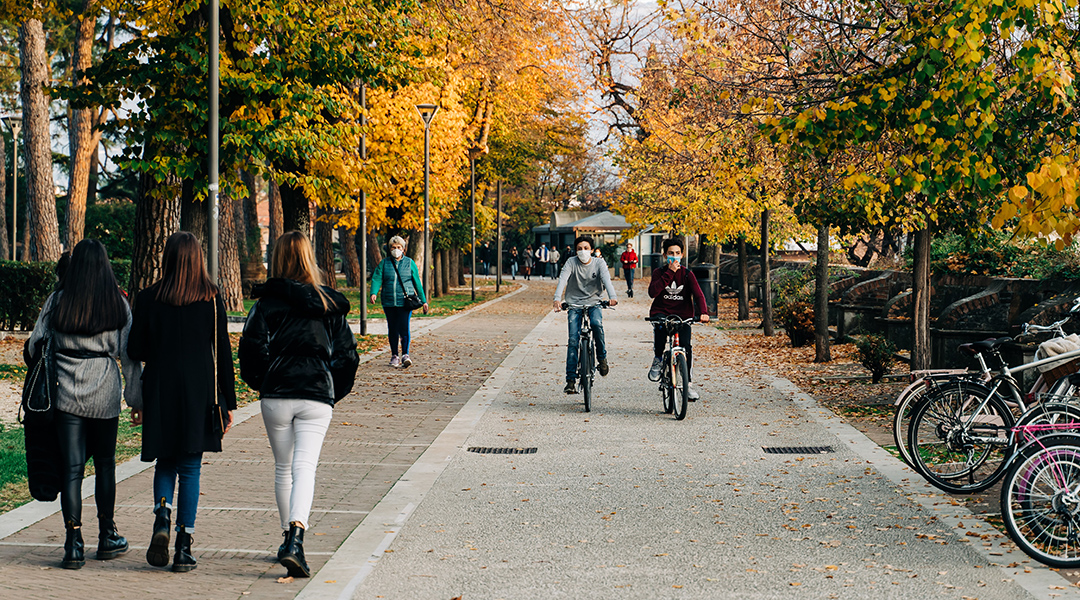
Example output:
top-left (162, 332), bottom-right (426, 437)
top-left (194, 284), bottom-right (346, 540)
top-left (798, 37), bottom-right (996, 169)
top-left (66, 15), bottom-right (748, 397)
top-left (554, 235), bottom-right (618, 394)
top-left (648, 238), bottom-right (709, 400)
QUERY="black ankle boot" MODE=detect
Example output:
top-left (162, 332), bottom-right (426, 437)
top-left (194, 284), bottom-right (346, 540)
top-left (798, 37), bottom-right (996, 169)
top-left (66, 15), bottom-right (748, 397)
top-left (96, 517), bottom-right (129, 560)
top-left (277, 528), bottom-right (292, 560)
top-left (172, 528), bottom-right (196, 573)
top-left (146, 499), bottom-right (171, 567)
top-left (62, 522), bottom-right (85, 570)
top-left (279, 522), bottom-right (309, 578)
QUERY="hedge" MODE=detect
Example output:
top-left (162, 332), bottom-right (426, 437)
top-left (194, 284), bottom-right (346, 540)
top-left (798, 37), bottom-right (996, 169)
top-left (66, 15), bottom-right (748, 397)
top-left (0, 259), bottom-right (133, 331)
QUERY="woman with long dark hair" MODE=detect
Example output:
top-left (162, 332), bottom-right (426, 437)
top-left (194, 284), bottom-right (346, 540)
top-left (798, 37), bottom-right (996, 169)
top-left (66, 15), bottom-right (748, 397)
top-left (239, 231), bottom-right (358, 578)
top-left (128, 231), bottom-right (235, 573)
top-left (26, 239), bottom-right (141, 569)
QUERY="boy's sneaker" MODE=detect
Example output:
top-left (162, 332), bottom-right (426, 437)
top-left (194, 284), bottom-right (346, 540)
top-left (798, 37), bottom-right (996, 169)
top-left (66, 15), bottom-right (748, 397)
top-left (390, 355), bottom-right (400, 368)
top-left (648, 357), bottom-right (663, 381)
top-left (564, 380), bottom-right (577, 394)
top-left (597, 359), bottom-right (609, 377)
top-left (687, 384), bottom-right (700, 401)
top-left (627, 289), bottom-right (633, 298)
top-left (401, 355), bottom-right (413, 368)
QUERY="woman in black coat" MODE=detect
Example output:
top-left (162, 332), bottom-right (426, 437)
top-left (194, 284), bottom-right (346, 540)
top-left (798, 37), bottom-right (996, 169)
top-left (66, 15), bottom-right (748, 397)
top-left (128, 231), bottom-right (236, 573)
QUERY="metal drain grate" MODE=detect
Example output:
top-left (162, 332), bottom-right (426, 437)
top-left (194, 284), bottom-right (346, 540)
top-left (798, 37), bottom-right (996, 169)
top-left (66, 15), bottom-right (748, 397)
top-left (467, 447), bottom-right (538, 455)
top-left (762, 446), bottom-right (834, 455)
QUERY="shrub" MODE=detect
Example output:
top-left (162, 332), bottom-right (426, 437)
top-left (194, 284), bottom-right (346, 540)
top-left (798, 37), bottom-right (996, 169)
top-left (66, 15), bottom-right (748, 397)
top-left (856, 335), bottom-right (897, 383)
top-left (85, 199), bottom-right (137, 261)
top-left (776, 301), bottom-right (815, 347)
top-left (0, 262), bottom-right (55, 331)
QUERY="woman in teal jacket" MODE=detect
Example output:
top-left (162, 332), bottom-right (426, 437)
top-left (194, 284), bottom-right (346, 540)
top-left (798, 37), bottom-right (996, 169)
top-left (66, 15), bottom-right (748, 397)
top-left (370, 236), bottom-right (428, 368)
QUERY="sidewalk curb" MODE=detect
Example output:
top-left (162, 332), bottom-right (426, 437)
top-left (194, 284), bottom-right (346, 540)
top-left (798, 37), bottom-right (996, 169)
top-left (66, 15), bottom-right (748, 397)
top-left (0, 400), bottom-right (265, 541)
top-left (295, 309), bottom-right (557, 600)
top-left (766, 374), bottom-right (1074, 599)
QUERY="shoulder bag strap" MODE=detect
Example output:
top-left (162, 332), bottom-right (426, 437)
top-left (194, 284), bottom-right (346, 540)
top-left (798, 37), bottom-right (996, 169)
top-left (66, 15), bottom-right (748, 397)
top-left (390, 258), bottom-right (410, 297)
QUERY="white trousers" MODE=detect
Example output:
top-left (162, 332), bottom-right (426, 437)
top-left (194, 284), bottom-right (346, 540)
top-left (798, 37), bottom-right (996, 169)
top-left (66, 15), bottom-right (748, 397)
top-left (261, 398), bottom-right (333, 530)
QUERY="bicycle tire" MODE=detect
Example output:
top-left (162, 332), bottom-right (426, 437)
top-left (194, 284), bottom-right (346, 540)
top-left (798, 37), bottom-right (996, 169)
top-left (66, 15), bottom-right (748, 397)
top-left (908, 383), bottom-right (1014, 494)
top-left (893, 381), bottom-right (936, 468)
top-left (580, 337), bottom-right (592, 413)
top-left (1015, 403), bottom-right (1080, 434)
top-left (661, 352), bottom-right (674, 414)
top-left (1001, 439), bottom-right (1080, 568)
top-left (673, 352), bottom-right (689, 420)
top-left (902, 379), bottom-right (994, 471)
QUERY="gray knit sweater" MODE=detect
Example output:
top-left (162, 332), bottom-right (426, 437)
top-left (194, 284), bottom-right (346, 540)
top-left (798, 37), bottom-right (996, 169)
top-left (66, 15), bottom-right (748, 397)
top-left (27, 293), bottom-right (142, 419)
top-left (553, 256), bottom-right (618, 306)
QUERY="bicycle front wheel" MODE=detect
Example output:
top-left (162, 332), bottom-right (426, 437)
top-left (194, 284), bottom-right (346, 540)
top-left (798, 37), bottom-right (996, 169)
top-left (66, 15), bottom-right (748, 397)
top-left (1001, 440), bottom-right (1080, 568)
top-left (673, 352), bottom-right (689, 421)
top-left (661, 352), bottom-right (674, 414)
top-left (893, 381), bottom-right (936, 468)
top-left (579, 338), bottom-right (592, 412)
top-left (908, 383), bottom-right (1014, 494)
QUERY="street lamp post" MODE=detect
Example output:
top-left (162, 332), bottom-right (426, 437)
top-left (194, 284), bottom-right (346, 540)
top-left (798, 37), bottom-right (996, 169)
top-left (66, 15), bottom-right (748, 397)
top-left (3, 116), bottom-right (22, 261)
top-left (469, 152), bottom-right (476, 301)
top-left (208, 0), bottom-right (220, 283)
top-left (359, 83), bottom-right (368, 335)
top-left (496, 180), bottom-right (502, 293)
top-left (415, 104), bottom-right (438, 301)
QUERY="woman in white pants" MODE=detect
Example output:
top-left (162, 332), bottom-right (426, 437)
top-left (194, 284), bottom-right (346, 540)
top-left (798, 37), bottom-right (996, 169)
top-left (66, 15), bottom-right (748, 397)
top-left (238, 231), bottom-right (359, 578)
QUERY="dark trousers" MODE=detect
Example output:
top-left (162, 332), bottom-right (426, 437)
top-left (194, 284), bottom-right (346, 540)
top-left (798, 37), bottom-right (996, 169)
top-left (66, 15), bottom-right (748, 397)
top-left (385, 306), bottom-right (413, 355)
top-left (55, 410), bottom-right (119, 527)
top-left (625, 268), bottom-right (635, 290)
top-left (654, 323), bottom-right (693, 381)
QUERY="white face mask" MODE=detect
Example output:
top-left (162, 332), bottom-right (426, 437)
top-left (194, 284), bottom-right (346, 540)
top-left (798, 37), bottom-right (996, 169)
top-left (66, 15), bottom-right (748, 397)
top-left (391, 248), bottom-right (403, 259)
top-left (577, 249), bottom-right (592, 262)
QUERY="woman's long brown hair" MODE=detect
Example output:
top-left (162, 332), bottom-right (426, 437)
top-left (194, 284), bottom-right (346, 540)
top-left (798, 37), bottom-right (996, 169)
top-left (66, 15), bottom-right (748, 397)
top-left (52, 239), bottom-right (128, 335)
top-left (156, 231), bottom-right (218, 306)
top-left (271, 231), bottom-right (336, 311)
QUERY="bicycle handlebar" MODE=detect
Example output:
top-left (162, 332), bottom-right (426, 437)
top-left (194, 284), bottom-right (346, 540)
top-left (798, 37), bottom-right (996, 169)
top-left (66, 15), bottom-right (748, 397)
top-left (646, 315), bottom-right (699, 325)
top-left (561, 301), bottom-right (611, 311)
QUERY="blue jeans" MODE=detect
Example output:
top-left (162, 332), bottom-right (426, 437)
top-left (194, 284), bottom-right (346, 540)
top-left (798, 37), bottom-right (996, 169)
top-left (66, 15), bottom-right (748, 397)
top-left (385, 306), bottom-right (412, 355)
top-left (566, 306), bottom-right (605, 381)
top-left (154, 453), bottom-right (203, 530)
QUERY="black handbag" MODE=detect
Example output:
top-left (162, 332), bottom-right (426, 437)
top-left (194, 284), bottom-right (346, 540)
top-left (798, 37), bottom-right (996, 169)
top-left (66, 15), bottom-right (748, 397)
top-left (209, 299), bottom-right (226, 439)
top-left (20, 326), bottom-right (62, 502)
top-left (391, 259), bottom-right (425, 311)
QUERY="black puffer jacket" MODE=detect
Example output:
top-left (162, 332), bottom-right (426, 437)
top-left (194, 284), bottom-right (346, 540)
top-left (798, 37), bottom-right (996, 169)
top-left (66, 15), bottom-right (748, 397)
top-left (239, 278), bottom-right (359, 405)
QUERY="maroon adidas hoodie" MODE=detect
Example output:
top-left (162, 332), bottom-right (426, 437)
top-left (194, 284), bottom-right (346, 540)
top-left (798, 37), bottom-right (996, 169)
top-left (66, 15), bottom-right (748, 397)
top-left (648, 265), bottom-right (707, 318)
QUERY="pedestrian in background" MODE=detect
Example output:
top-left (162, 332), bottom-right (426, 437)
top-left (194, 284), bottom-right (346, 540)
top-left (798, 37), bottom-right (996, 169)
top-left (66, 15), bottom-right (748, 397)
top-left (535, 244), bottom-right (549, 279)
top-left (549, 246), bottom-right (561, 279)
top-left (27, 239), bottom-right (141, 570)
top-left (239, 231), bottom-right (359, 578)
top-left (370, 236), bottom-right (429, 368)
top-left (128, 231), bottom-right (234, 573)
top-left (523, 245), bottom-right (535, 280)
top-left (620, 242), bottom-right (638, 298)
top-left (509, 247), bottom-right (520, 279)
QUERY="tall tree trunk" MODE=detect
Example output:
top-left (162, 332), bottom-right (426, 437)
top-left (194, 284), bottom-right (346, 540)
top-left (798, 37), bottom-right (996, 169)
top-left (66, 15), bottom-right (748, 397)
top-left (912, 226), bottom-right (933, 370)
top-left (366, 230), bottom-right (382, 272)
top-left (433, 248), bottom-right (443, 298)
top-left (441, 247), bottom-right (450, 294)
top-left (65, 0), bottom-right (101, 250)
top-left (314, 207), bottom-right (335, 288)
top-left (814, 223), bottom-right (831, 363)
top-left (87, 143), bottom-right (99, 204)
top-left (456, 247), bottom-right (465, 286)
top-left (180, 183), bottom-right (208, 255)
top-left (218, 192), bottom-right (243, 310)
top-left (737, 235), bottom-right (749, 320)
top-left (340, 226), bottom-right (361, 287)
top-left (268, 178), bottom-right (283, 251)
top-left (237, 170), bottom-right (255, 265)
top-left (19, 16), bottom-right (60, 262)
top-left (280, 181), bottom-right (310, 236)
top-left (760, 209), bottom-right (773, 336)
top-left (130, 144), bottom-right (181, 299)
top-left (0, 135), bottom-right (7, 261)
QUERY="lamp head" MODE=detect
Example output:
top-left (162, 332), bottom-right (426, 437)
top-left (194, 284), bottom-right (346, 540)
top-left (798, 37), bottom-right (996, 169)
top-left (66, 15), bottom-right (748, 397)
top-left (415, 104), bottom-right (438, 127)
top-left (2, 115), bottom-right (22, 137)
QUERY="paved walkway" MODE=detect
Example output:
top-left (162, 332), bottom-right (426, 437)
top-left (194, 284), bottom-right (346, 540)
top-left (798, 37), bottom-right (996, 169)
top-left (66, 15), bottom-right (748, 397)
top-left (2, 278), bottom-right (1077, 599)
top-left (0, 281), bottom-right (551, 600)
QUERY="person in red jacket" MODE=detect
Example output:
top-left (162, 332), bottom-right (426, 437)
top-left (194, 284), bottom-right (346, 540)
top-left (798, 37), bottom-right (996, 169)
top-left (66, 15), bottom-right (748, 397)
top-left (620, 242), bottom-right (638, 298)
top-left (647, 238), bottom-right (709, 400)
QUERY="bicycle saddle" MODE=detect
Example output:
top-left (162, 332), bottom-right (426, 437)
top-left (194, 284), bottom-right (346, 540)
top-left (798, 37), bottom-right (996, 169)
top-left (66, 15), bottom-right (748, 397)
top-left (958, 337), bottom-right (1013, 356)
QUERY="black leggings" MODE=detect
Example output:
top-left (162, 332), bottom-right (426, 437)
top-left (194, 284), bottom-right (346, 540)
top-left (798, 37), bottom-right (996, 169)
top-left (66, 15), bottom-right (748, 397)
top-left (654, 323), bottom-right (693, 381)
top-left (55, 411), bottom-right (119, 527)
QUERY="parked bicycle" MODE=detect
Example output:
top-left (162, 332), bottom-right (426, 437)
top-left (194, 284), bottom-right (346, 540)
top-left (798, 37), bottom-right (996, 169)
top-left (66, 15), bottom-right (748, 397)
top-left (647, 314), bottom-right (698, 420)
top-left (562, 301), bottom-right (611, 412)
top-left (892, 300), bottom-right (1080, 469)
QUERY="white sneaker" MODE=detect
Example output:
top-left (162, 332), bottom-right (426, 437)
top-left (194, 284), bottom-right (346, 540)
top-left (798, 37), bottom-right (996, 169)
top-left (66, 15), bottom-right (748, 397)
top-left (401, 354), bottom-right (413, 368)
top-left (687, 384), bottom-right (700, 401)
top-left (390, 355), bottom-right (400, 368)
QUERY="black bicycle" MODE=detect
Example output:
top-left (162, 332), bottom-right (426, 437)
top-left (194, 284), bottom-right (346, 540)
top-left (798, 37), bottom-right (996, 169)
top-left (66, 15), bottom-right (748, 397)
top-left (562, 301), bottom-right (611, 412)
top-left (647, 314), bottom-right (698, 420)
